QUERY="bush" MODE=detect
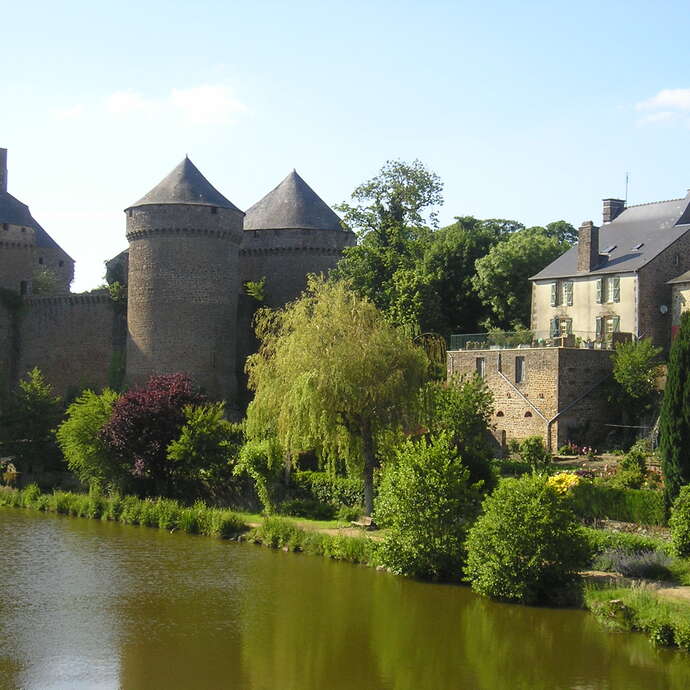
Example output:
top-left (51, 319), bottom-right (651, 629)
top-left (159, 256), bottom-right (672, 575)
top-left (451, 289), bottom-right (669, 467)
top-left (581, 526), bottom-right (670, 558)
top-left (292, 471), bottom-right (364, 508)
top-left (276, 498), bottom-right (336, 520)
top-left (593, 548), bottom-right (673, 580)
top-left (518, 436), bottom-right (551, 470)
top-left (56, 389), bottom-right (121, 492)
top-left (336, 504), bottom-right (362, 522)
top-left (375, 434), bottom-right (483, 580)
top-left (464, 475), bottom-right (590, 604)
top-left (491, 458), bottom-right (532, 477)
top-left (669, 485), bottom-right (690, 557)
top-left (570, 481), bottom-right (666, 526)
top-left (250, 516), bottom-right (304, 549)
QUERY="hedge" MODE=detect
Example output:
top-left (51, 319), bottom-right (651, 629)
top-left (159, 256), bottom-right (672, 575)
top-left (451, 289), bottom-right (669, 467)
top-left (571, 481), bottom-right (666, 526)
top-left (292, 471), bottom-right (364, 508)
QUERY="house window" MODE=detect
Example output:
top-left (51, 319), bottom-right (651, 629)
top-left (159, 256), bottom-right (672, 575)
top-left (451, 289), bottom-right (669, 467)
top-left (550, 317), bottom-right (572, 337)
top-left (475, 357), bottom-right (485, 378)
top-left (20, 281), bottom-right (27, 295)
top-left (550, 280), bottom-right (574, 307)
top-left (595, 315), bottom-right (620, 340)
top-left (596, 276), bottom-right (620, 304)
top-left (38, 257), bottom-right (43, 265)
top-left (515, 356), bottom-right (525, 384)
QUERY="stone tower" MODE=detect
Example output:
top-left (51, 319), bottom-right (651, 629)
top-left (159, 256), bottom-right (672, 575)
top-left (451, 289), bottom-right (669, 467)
top-left (125, 157), bottom-right (244, 401)
top-left (240, 170), bottom-right (356, 307)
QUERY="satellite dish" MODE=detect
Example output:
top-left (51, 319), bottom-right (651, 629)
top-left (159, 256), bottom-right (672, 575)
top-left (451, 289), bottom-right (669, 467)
top-left (660, 304), bottom-right (669, 314)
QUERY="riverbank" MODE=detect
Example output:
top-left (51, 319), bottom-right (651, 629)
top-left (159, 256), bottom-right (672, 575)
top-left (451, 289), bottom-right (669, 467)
top-left (2, 484), bottom-right (690, 654)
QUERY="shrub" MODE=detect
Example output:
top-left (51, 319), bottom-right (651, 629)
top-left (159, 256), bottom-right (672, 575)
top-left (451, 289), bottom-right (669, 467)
top-left (491, 458), bottom-right (532, 477)
top-left (669, 485), bottom-right (690, 557)
top-left (518, 436), bottom-right (551, 471)
top-left (375, 434), bottom-right (483, 580)
top-left (277, 498), bottom-right (335, 520)
top-left (56, 389), bottom-right (121, 492)
top-left (464, 475), bottom-right (590, 604)
top-left (292, 471), bottom-right (364, 508)
top-left (570, 481), bottom-right (666, 526)
top-left (546, 472), bottom-right (580, 495)
top-left (336, 504), bottom-right (363, 522)
top-left (99, 373), bottom-right (205, 495)
top-left (580, 526), bottom-right (669, 558)
top-left (250, 516), bottom-right (304, 549)
top-left (234, 438), bottom-right (284, 513)
top-left (593, 548), bottom-right (673, 580)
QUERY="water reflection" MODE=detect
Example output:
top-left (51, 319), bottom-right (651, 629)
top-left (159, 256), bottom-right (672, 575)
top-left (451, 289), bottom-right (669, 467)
top-left (1, 508), bottom-right (689, 690)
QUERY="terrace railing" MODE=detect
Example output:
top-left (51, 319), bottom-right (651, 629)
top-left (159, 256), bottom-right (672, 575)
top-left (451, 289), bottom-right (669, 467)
top-left (448, 330), bottom-right (634, 351)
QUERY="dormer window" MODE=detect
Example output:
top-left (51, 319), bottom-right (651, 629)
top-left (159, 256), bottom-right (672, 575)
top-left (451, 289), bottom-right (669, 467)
top-left (602, 245), bottom-right (617, 254)
top-left (632, 243), bottom-right (644, 250)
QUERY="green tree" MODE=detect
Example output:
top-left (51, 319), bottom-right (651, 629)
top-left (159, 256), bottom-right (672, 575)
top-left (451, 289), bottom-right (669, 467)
top-left (545, 220), bottom-right (578, 244)
top-left (56, 388), bottom-right (121, 491)
top-left (245, 277), bottom-right (429, 515)
top-left (659, 312), bottom-right (690, 505)
top-left (473, 227), bottom-right (569, 328)
top-left (464, 474), bottom-right (590, 604)
top-left (612, 338), bottom-right (662, 425)
top-left (375, 433), bottom-right (483, 580)
top-left (422, 375), bottom-right (496, 489)
top-left (0, 368), bottom-right (63, 473)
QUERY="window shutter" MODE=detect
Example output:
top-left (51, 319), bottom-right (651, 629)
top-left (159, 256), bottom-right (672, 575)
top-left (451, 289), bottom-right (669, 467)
top-left (595, 317), bottom-right (603, 338)
top-left (612, 315), bottom-right (620, 332)
top-left (566, 318), bottom-right (573, 335)
top-left (565, 281), bottom-right (573, 306)
top-left (550, 318), bottom-right (559, 337)
top-left (550, 282), bottom-right (557, 307)
top-left (596, 278), bottom-right (603, 303)
top-left (613, 276), bottom-right (620, 303)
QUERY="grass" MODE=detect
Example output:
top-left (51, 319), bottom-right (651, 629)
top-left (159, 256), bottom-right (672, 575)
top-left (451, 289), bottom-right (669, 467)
top-left (0, 485), bottom-right (246, 539)
top-left (235, 511), bottom-right (350, 530)
top-left (585, 584), bottom-right (690, 650)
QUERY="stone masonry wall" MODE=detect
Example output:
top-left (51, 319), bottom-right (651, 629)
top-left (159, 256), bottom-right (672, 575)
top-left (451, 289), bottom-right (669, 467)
top-left (17, 294), bottom-right (118, 395)
top-left (447, 346), bottom-right (615, 450)
top-left (0, 223), bottom-right (35, 293)
top-left (637, 229), bottom-right (690, 350)
top-left (125, 203), bottom-right (244, 403)
top-left (0, 301), bottom-right (16, 399)
top-left (240, 228), bottom-right (355, 308)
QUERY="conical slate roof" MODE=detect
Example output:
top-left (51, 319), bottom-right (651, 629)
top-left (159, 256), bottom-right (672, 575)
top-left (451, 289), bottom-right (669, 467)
top-left (128, 156), bottom-right (241, 212)
top-left (244, 170), bottom-right (343, 231)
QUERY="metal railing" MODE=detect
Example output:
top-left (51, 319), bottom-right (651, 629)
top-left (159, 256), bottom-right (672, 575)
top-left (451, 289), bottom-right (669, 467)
top-left (448, 330), bottom-right (634, 352)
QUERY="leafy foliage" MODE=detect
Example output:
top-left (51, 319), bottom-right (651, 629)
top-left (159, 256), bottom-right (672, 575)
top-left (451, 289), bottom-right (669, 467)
top-left (571, 481), bottom-right (666, 526)
top-left (292, 470), bottom-right (364, 508)
top-left (245, 276), bottom-right (428, 514)
top-left (99, 374), bottom-right (205, 495)
top-left (375, 434), bottom-right (483, 580)
top-left (518, 435), bottom-right (552, 470)
top-left (592, 548), bottom-right (673, 580)
top-left (464, 475), bottom-right (590, 604)
top-left (422, 375), bottom-right (496, 489)
top-left (0, 368), bottom-right (63, 473)
top-left (473, 227), bottom-right (569, 328)
top-left (612, 338), bottom-right (661, 400)
top-left (56, 388), bottom-right (121, 491)
top-left (669, 485), bottom-right (690, 557)
top-left (31, 267), bottom-right (63, 295)
top-left (234, 437), bottom-right (284, 513)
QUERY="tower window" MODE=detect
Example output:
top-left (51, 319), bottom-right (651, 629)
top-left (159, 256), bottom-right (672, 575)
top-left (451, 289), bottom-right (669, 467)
top-left (211, 207), bottom-right (218, 215)
top-left (38, 257), bottom-right (44, 265)
top-left (58, 260), bottom-right (64, 267)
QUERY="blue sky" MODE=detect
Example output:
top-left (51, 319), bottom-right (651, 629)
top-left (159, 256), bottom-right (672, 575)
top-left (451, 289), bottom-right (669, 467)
top-left (2, 0), bottom-right (689, 290)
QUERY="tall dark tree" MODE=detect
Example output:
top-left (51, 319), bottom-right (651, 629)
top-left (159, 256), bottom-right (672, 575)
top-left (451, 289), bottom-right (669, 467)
top-left (659, 311), bottom-right (690, 505)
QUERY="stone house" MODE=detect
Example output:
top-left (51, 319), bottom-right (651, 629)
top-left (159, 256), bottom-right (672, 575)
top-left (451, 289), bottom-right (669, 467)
top-left (448, 191), bottom-right (690, 450)
top-left (0, 149), bottom-right (355, 407)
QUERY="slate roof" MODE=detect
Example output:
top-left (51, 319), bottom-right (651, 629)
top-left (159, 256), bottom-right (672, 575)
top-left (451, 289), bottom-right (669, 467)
top-left (0, 190), bottom-right (73, 260)
top-left (244, 170), bottom-right (344, 231)
top-left (531, 191), bottom-right (690, 280)
top-left (128, 156), bottom-right (242, 212)
top-left (668, 270), bottom-right (690, 285)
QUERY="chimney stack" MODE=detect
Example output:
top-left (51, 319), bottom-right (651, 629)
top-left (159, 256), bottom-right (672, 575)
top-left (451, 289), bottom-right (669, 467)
top-left (0, 148), bottom-right (7, 194)
top-left (602, 198), bottom-right (625, 224)
top-left (577, 220), bottom-right (600, 273)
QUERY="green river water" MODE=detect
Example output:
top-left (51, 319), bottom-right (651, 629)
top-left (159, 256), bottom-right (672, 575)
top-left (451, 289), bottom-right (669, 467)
top-left (1, 508), bottom-right (689, 689)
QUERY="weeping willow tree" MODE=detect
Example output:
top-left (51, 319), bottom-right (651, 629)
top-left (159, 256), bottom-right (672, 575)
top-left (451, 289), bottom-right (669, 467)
top-left (245, 276), bottom-right (429, 515)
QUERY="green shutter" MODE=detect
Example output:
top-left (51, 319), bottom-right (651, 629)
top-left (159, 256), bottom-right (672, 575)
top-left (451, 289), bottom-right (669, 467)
top-left (595, 317), bottom-right (603, 338)
top-left (550, 318), bottom-right (559, 337)
top-left (566, 318), bottom-right (573, 335)
top-left (596, 278), bottom-right (603, 303)
top-left (565, 281), bottom-right (574, 306)
top-left (550, 282), bottom-right (557, 306)
top-left (612, 315), bottom-right (620, 332)
top-left (613, 276), bottom-right (620, 303)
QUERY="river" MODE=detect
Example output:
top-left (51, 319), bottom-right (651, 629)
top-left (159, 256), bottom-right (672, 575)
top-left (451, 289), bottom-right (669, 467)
top-left (0, 508), bottom-right (688, 689)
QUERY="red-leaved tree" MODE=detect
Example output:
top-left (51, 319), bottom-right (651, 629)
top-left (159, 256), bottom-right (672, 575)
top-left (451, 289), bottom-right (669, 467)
top-left (100, 373), bottom-right (205, 494)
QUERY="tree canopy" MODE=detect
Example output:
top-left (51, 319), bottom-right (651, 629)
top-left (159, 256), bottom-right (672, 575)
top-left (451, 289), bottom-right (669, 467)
top-left (245, 276), bottom-right (429, 514)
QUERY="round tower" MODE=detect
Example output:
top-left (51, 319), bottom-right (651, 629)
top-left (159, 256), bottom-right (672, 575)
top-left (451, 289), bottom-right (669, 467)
top-left (125, 156), bottom-right (244, 401)
top-left (240, 170), bottom-right (356, 308)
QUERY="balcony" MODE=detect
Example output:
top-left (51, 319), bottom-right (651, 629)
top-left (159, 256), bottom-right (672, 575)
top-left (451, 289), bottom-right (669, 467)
top-left (448, 330), bottom-right (633, 352)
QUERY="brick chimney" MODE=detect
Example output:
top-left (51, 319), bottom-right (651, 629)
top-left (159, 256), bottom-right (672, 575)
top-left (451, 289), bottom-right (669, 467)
top-left (0, 148), bottom-right (7, 194)
top-left (602, 198), bottom-right (625, 223)
top-left (577, 220), bottom-right (600, 272)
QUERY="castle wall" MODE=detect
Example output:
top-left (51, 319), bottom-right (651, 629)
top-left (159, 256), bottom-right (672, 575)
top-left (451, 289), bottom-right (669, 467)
top-left (16, 294), bottom-right (119, 395)
top-left (240, 228), bottom-right (355, 308)
top-left (0, 223), bottom-right (35, 293)
top-left (125, 204), bottom-right (243, 402)
top-left (35, 245), bottom-right (74, 293)
top-left (0, 301), bottom-right (16, 398)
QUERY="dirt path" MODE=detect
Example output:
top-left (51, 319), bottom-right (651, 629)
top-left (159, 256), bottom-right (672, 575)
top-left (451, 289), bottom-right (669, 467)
top-left (582, 570), bottom-right (690, 602)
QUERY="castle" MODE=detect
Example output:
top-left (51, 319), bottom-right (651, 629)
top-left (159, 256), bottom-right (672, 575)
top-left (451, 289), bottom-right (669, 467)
top-left (0, 149), bottom-right (355, 407)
